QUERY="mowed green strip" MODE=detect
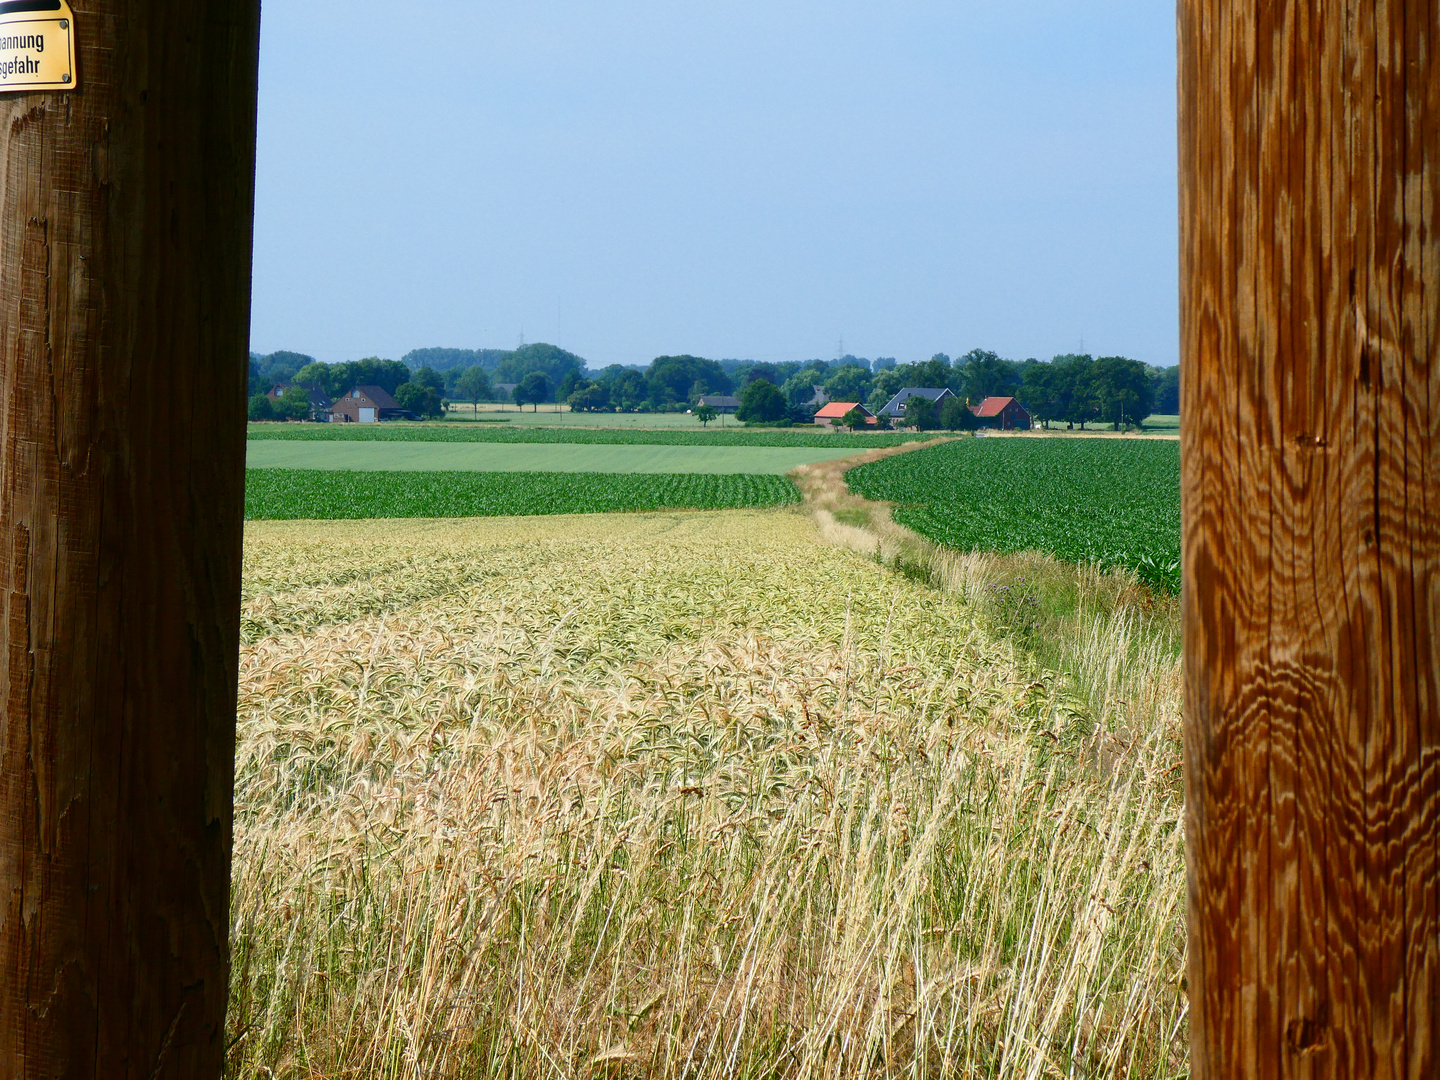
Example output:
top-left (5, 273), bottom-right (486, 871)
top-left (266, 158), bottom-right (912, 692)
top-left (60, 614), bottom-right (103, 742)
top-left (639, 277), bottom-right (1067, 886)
top-left (247, 424), bottom-right (933, 449)
top-left (244, 470), bottom-right (799, 520)
top-left (246, 440), bottom-right (862, 475)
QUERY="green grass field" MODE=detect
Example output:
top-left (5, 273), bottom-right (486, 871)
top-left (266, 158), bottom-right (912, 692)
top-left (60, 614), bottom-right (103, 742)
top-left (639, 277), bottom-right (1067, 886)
top-left (247, 422), bottom-right (933, 449)
top-left (443, 404), bottom-right (715, 428)
top-left (245, 469), bottom-right (799, 519)
top-left (246, 441), bottom-right (862, 475)
top-left (847, 438), bottom-right (1182, 592)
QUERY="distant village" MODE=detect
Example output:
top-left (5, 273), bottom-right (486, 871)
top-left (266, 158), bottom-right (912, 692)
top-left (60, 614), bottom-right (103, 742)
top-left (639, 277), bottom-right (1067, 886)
top-left (261, 377), bottom-right (1034, 432)
top-left (250, 343), bottom-right (1178, 431)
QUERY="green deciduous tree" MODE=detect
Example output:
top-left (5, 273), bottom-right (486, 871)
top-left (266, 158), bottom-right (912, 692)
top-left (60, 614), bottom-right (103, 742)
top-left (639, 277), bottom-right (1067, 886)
top-left (494, 344), bottom-right (585, 387)
top-left (292, 361), bottom-right (331, 392)
top-left (694, 404), bottom-right (718, 427)
top-left (956, 349), bottom-right (1021, 403)
top-left (1049, 354), bottom-right (1099, 429)
top-left (824, 364), bottom-right (873, 404)
top-left (643, 355), bottom-right (732, 409)
top-left (514, 371), bottom-right (552, 411)
top-left (343, 357), bottom-right (412, 397)
top-left (902, 395), bottom-right (939, 431)
top-left (598, 367), bottom-right (647, 412)
top-left (275, 385), bottom-right (312, 421)
top-left (410, 366), bottom-right (445, 395)
top-left (558, 369), bottom-right (584, 402)
top-left (1017, 361), bottom-right (1062, 429)
top-left (1090, 355), bottom-right (1154, 428)
top-left (938, 396), bottom-right (982, 431)
top-left (250, 349), bottom-right (315, 394)
top-left (781, 366), bottom-right (829, 407)
top-left (736, 379), bottom-right (787, 423)
top-left (401, 347), bottom-right (513, 373)
top-left (454, 365), bottom-right (492, 412)
top-left (869, 366), bottom-right (910, 404)
top-left (1151, 364), bottom-right (1180, 414)
top-left (568, 381), bottom-right (611, 412)
top-left (247, 393), bottom-right (274, 421)
top-left (738, 362), bottom-right (782, 388)
top-left (395, 382), bottom-right (445, 419)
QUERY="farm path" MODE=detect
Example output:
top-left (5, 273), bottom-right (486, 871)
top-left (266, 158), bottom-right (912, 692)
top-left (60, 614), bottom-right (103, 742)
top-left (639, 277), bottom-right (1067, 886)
top-left (789, 436), bottom-right (958, 570)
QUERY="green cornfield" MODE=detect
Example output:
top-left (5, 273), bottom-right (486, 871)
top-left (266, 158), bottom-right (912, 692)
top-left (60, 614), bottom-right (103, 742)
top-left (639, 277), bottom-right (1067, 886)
top-left (247, 424), bottom-right (936, 450)
top-left (244, 468), bottom-right (800, 519)
top-left (847, 439), bottom-right (1182, 593)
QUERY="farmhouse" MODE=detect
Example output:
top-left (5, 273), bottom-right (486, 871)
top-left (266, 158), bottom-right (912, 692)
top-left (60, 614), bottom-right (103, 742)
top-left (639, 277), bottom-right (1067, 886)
top-left (879, 387), bottom-right (955, 419)
top-left (696, 394), bottom-right (741, 414)
top-left (812, 401), bottom-right (876, 426)
top-left (970, 396), bottom-right (1032, 430)
top-left (331, 385), bottom-right (405, 423)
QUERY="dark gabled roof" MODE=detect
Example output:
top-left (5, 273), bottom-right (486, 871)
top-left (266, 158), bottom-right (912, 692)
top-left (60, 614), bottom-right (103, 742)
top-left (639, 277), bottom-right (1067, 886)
top-left (269, 381), bottom-right (333, 407)
top-left (697, 395), bottom-right (740, 408)
top-left (972, 395), bottom-right (1027, 418)
top-left (349, 385), bottom-right (401, 409)
top-left (880, 387), bottom-right (954, 415)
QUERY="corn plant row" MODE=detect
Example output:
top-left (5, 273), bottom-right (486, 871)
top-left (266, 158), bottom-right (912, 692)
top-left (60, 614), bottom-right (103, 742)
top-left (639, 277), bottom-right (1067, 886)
top-left (245, 468), bottom-right (800, 519)
top-left (847, 439), bottom-right (1182, 593)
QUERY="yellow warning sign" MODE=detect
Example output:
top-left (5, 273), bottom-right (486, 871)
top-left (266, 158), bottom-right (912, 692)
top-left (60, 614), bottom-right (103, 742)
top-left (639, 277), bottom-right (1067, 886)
top-left (0, 0), bottom-right (76, 94)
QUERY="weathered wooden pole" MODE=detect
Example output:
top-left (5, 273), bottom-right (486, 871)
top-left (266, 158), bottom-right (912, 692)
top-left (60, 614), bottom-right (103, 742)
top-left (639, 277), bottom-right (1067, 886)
top-left (1180, 1), bottom-right (1437, 1077)
top-left (0, 2), bottom-right (259, 1076)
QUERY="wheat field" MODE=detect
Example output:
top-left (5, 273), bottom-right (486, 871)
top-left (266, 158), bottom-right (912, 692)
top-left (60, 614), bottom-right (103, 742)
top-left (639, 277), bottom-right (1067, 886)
top-left (231, 508), bottom-right (1187, 1078)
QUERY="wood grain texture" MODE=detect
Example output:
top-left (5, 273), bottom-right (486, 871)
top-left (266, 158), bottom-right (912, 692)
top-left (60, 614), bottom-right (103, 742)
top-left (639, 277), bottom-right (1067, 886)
top-left (0, 2), bottom-right (259, 1077)
top-left (1180, 1), bottom-right (1439, 1077)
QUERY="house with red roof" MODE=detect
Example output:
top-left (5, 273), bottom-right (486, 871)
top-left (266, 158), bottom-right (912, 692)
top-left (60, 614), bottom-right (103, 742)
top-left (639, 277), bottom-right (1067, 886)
top-left (969, 396), bottom-right (1032, 430)
top-left (813, 401), bottom-right (877, 427)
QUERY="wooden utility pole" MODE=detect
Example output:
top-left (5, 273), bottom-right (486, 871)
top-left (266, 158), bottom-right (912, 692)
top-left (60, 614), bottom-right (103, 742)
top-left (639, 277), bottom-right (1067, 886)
top-left (0, 2), bottom-right (259, 1077)
top-left (1180, 2), bottom-right (1437, 1078)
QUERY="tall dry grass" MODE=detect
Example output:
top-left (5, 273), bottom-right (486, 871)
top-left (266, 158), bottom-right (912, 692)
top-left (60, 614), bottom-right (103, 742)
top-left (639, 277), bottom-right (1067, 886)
top-left (792, 453), bottom-right (1183, 754)
top-left (231, 509), bottom-right (1186, 1078)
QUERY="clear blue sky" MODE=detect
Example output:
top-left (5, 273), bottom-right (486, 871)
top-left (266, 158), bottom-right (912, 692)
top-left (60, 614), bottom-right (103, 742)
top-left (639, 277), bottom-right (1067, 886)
top-left (249, 1), bottom-right (1178, 369)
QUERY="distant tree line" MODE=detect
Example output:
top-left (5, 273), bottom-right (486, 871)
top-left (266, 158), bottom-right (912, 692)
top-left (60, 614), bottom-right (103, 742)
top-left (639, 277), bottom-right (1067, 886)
top-left (562, 350), bottom-right (1178, 428)
top-left (250, 344), bottom-right (1180, 428)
